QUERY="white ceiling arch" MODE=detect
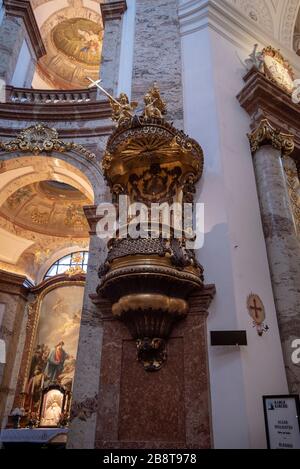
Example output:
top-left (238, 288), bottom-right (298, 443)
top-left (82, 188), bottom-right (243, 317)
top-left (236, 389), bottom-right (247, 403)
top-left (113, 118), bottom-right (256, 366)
top-left (225, 0), bottom-right (275, 36)
top-left (278, 0), bottom-right (300, 49)
top-left (224, 0), bottom-right (300, 50)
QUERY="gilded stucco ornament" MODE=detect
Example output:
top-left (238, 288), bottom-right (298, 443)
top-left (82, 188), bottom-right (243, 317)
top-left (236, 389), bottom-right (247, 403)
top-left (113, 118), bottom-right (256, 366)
top-left (261, 46), bottom-right (295, 94)
top-left (248, 119), bottom-right (294, 156)
top-left (102, 115), bottom-right (204, 204)
top-left (110, 93), bottom-right (138, 126)
top-left (243, 44), bottom-right (295, 95)
top-left (0, 124), bottom-right (96, 160)
top-left (142, 82), bottom-right (167, 119)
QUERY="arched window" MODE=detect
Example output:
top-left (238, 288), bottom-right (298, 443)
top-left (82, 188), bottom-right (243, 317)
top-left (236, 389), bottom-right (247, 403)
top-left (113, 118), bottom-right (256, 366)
top-left (44, 251), bottom-right (89, 280)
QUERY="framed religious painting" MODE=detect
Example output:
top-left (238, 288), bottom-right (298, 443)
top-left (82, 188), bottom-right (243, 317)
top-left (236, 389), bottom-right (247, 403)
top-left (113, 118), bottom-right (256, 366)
top-left (22, 280), bottom-right (85, 427)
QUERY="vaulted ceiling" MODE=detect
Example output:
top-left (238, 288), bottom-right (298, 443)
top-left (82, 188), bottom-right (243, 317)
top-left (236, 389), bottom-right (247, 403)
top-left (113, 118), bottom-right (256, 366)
top-left (225, 0), bottom-right (300, 50)
top-left (31, 0), bottom-right (300, 91)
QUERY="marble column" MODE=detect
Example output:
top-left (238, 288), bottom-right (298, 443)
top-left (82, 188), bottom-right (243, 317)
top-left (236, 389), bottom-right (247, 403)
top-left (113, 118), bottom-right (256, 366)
top-left (0, 0), bottom-right (45, 85)
top-left (0, 15), bottom-right (25, 84)
top-left (249, 119), bottom-right (300, 394)
top-left (100, 1), bottom-right (127, 96)
top-left (0, 270), bottom-right (31, 428)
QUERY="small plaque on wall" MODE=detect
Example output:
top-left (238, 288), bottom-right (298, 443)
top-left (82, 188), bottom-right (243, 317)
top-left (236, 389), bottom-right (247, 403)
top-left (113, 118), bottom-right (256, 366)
top-left (263, 395), bottom-right (300, 449)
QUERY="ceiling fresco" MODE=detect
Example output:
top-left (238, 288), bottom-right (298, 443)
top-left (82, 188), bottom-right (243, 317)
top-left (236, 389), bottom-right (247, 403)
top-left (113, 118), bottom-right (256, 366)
top-left (33, 2), bottom-right (103, 89)
top-left (0, 155), bottom-right (92, 282)
top-left (52, 18), bottom-right (102, 66)
top-left (0, 181), bottom-right (91, 238)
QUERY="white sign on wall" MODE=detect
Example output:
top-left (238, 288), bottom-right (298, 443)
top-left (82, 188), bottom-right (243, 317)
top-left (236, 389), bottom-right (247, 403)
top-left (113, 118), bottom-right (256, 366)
top-left (263, 396), bottom-right (300, 449)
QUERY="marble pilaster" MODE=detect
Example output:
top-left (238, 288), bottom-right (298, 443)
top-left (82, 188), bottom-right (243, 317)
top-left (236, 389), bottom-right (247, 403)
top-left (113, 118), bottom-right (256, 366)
top-left (0, 0), bottom-right (45, 85)
top-left (0, 271), bottom-right (31, 428)
top-left (100, 1), bottom-right (127, 96)
top-left (0, 16), bottom-right (24, 84)
top-left (66, 208), bottom-right (108, 449)
top-left (132, 0), bottom-right (183, 128)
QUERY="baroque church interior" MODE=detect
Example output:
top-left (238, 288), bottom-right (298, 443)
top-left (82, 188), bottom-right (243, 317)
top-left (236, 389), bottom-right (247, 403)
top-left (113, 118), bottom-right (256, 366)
top-left (0, 0), bottom-right (299, 451)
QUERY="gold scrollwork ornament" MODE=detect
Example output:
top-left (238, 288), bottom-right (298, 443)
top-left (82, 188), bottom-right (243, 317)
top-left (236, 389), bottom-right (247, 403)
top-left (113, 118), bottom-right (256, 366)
top-left (248, 119), bottom-right (294, 156)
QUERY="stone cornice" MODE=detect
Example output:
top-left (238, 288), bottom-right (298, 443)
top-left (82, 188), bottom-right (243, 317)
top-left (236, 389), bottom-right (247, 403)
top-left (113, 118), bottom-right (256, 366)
top-left (84, 205), bottom-right (104, 235)
top-left (188, 284), bottom-right (216, 312)
top-left (3, 0), bottom-right (46, 59)
top-left (237, 68), bottom-right (300, 158)
top-left (100, 0), bottom-right (127, 25)
top-left (0, 125), bottom-right (114, 139)
top-left (178, 0), bottom-right (300, 75)
top-left (30, 273), bottom-right (86, 295)
top-left (0, 269), bottom-right (33, 299)
top-left (248, 119), bottom-right (294, 157)
top-left (0, 100), bottom-right (112, 122)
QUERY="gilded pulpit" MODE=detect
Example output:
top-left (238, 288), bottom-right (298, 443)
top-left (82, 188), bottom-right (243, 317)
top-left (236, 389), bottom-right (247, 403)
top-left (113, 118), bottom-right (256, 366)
top-left (86, 83), bottom-right (215, 449)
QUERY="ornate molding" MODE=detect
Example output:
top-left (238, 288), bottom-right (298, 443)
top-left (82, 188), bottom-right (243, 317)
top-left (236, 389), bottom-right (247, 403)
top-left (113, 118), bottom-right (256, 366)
top-left (188, 284), bottom-right (217, 312)
top-left (30, 273), bottom-right (86, 295)
top-left (83, 205), bottom-right (102, 236)
top-left (0, 95), bottom-right (112, 122)
top-left (237, 68), bottom-right (300, 157)
top-left (0, 124), bottom-right (96, 160)
top-left (261, 46), bottom-right (295, 94)
top-left (100, 0), bottom-right (127, 25)
top-left (3, 0), bottom-right (46, 59)
top-left (248, 119), bottom-right (294, 156)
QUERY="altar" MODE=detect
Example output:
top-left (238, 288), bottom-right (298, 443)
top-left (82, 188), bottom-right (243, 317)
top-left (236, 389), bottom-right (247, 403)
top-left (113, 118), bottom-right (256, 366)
top-left (0, 428), bottom-right (68, 448)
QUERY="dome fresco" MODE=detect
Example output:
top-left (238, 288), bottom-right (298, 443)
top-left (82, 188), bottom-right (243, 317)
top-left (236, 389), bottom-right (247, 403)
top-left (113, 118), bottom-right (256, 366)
top-left (52, 18), bottom-right (102, 67)
top-left (32, 3), bottom-right (103, 89)
top-left (0, 181), bottom-right (91, 237)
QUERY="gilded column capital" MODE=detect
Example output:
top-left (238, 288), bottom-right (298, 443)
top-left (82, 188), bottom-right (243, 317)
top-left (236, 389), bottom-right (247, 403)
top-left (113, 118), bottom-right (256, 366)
top-left (248, 119), bottom-right (294, 156)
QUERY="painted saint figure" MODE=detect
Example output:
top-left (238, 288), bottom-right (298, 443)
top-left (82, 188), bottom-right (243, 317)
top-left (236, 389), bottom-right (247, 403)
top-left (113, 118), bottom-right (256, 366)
top-left (45, 341), bottom-right (68, 383)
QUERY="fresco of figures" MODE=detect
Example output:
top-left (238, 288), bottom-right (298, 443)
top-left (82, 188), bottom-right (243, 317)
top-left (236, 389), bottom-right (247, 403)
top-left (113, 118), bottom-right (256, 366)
top-left (25, 285), bottom-right (84, 420)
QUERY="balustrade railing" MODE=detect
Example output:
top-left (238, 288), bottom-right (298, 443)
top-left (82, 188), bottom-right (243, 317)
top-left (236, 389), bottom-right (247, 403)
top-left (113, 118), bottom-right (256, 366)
top-left (5, 86), bottom-right (98, 104)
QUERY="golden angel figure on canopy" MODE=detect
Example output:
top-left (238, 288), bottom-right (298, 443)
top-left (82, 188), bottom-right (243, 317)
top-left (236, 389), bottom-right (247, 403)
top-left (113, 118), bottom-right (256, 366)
top-left (110, 93), bottom-right (138, 125)
top-left (86, 78), bottom-right (138, 126)
top-left (143, 82), bottom-right (167, 119)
